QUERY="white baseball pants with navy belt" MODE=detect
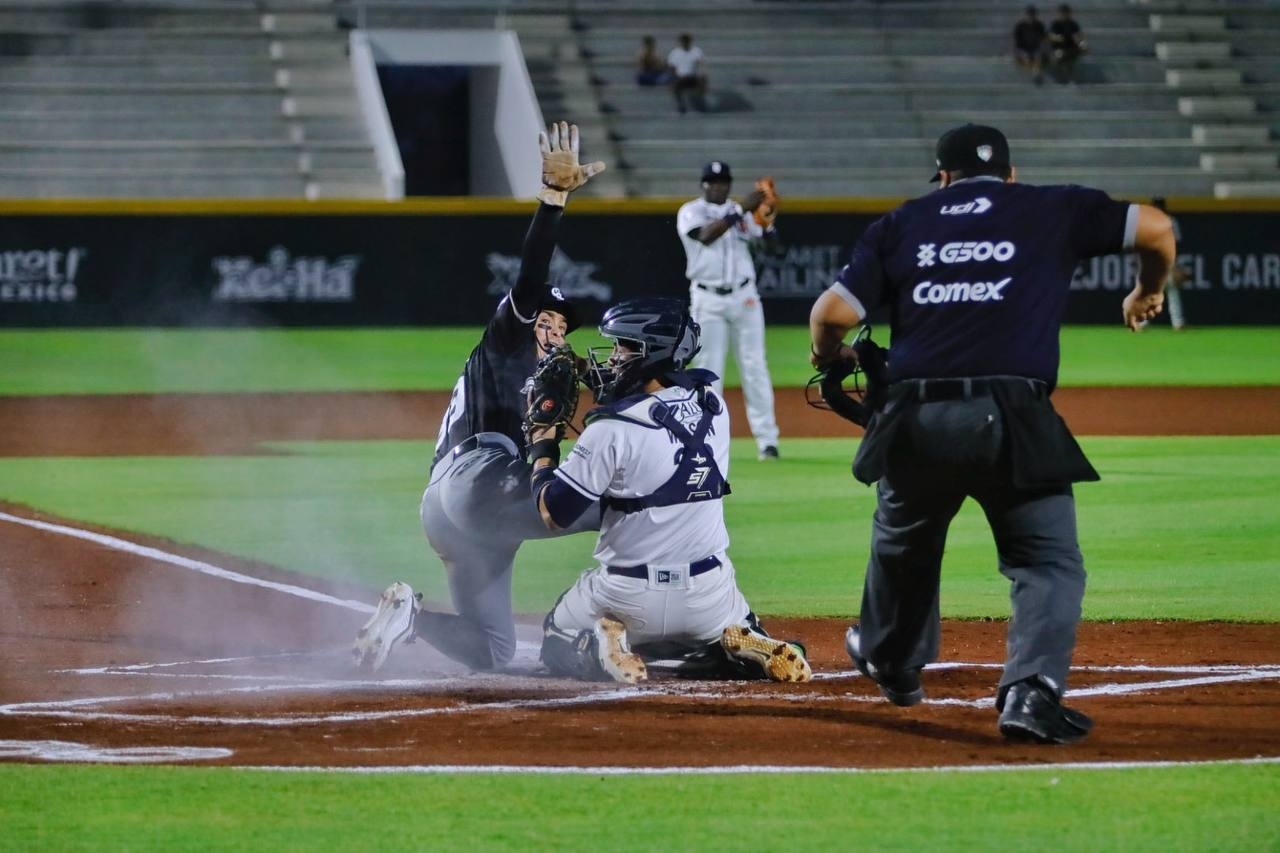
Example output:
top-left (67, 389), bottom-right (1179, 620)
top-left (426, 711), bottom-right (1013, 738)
top-left (688, 281), bottom-right (779, 451)
top-left (550, 552), bottom-right (750, 647)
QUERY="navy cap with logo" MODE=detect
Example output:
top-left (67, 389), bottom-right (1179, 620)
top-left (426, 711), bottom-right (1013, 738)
top-left (701, 160), bottom-right (732, 182)
top-left (929, 124), bottom-right (1011, 182)
top-left (537, 286), bottom-right (580, 332)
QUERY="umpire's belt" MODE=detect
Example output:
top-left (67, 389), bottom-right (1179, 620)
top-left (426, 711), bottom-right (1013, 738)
top-left (694, 278), bottom-right (749, 296)
top-left (606, 555), bottom-right (721, 579)
top-left (894, 376), bottom-right (1048, 403)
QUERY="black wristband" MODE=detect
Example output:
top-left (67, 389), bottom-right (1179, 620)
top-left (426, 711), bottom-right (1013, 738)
top-left (723, 211), bottom-right (743, 226)
top-left (531, 463), bottom-right (558, 501)
top-left (527, 438), bottom-right (560, 466)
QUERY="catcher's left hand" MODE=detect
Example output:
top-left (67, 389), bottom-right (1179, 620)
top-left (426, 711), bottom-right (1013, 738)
top-left (537, 121), bottom-right (607, 208)
top-left (753, 176), bottom-right (779, 227)
top-left (523, 343), bottom-right (582, 440)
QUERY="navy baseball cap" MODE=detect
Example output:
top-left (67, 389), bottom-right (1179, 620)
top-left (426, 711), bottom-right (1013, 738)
top-left (537, 286), bottom-right (580, 332)
top-left (701, 161), bottom-right (732, 182)
top-left (929, 124), bottom-right (1011, 182)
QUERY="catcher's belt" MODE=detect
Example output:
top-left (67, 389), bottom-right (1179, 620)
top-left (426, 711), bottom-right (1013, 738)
top-left (606, 555), bottom-right (721, 579)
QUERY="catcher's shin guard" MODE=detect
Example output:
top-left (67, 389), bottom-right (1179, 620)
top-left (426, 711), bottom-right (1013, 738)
top-left (540, 610), bottom-right (607, 681)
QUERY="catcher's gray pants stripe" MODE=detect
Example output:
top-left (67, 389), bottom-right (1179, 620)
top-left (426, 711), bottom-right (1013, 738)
top-left (421, 433), bottom-right (600, 668)
top-left (857, 395), bottom-right (1085, 697)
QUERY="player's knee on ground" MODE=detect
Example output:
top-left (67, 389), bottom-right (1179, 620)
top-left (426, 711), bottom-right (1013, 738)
top-left (414, 610), bottom-right (498, 671)
top-left (540, 611), bottom-right (606, 681)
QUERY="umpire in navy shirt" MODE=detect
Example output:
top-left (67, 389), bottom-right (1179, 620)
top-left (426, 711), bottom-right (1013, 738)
top-left (809, 124), bottom-right (1174, 743)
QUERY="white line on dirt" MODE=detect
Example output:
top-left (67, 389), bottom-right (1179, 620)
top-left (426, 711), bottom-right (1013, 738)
top-left (247, 756), bottom-right (1280, 775)
top-left (0, 739), bottom-right (232, 764)
top-left (0, 510), bottom-right (374, 613)
top-left (5, 667), bottom-right (1278, 725)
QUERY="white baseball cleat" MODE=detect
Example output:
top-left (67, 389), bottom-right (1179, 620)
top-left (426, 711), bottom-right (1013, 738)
top-left (721, 624), bottom-right (812, 682)
top-left (593, 616), bottom-right (647, 684)
top-left (352, 581), bottom-right (418, 671)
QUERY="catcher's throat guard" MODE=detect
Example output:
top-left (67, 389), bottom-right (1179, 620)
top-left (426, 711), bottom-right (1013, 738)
top-left (805, 326), bottom-right (888, 429)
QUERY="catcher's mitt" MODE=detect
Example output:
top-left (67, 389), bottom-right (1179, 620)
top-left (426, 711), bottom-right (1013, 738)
top-left (523, 343), bottom-right (582, 439)
top-left (537, 121), bottom-right (607, 208)
top-left (753, 176), bottom-right (779, 227)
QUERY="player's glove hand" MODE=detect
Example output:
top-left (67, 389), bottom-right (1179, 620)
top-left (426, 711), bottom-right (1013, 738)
top-left (537, 121), bottom-right (607, 208)
top-left (752, 176), bottom-right (779, 227)
top-left (522, 343), bottom-right (582, 441)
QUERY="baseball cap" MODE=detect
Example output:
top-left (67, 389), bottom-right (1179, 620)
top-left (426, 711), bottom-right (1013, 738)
top-left (701, 161), bottom-right (732, 182)
top-left (537, 286), bottom-right (580, 332)
top-left (929, 124), bottom-right (1011, 182)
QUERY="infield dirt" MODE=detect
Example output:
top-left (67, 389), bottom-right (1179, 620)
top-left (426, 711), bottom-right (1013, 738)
top-left (0, 387), bottom-right (1277, 767)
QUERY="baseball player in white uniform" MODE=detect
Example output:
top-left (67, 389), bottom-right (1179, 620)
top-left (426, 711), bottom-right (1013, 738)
top-left (524, 297), bottom-right (811, 683)
top-left (677, 161), bottom-right (781, 460)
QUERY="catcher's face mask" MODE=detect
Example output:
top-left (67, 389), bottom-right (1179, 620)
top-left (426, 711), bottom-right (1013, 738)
top-left (586, 338), bottom-right (645, 403)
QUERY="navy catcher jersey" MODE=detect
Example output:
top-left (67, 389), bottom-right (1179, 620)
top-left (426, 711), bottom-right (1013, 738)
top-left (434, 205), bottom-right (562, 465)
top-left (833, 178), bottom-right (1136, 386)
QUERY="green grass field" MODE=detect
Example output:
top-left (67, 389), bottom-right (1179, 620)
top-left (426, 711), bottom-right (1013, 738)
top-left (1, 325), bottom-right (1276, 849)
top-left (2, 325), bottom-right (1278, 394)
top-left (2, 763), bottom-right (1276, 851)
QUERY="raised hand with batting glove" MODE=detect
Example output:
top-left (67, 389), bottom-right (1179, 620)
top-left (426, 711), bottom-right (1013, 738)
top-left (537, 121), bottom-right (607, 208)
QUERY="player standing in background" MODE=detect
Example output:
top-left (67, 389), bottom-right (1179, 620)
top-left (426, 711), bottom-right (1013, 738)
top-left (525, 298), bottom-right (811, 684)
top-left (1149, 197), bottom-right (1189, 330)
top-left (353, 121), bottom-right (606, 673)
top-left (677, 161), bottom-right (782, 460)
top-left (809, 124), bottom-right (1174, 743)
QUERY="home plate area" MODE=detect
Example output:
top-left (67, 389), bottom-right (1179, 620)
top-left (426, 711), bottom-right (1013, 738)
top-left (1, 505), bottom-right (1278, 769)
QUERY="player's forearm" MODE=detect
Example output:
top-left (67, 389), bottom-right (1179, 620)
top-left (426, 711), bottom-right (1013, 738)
top-left (1132, 205), bottom-right (1176, 294)
top-left (513, 203), bottom-right (564, 309)
top-left (696, 214), bottom-right (738, 245)
top-left (532, 458), bottom-right (560, 529)
top-left (809, 288), bottom-right (862, 365)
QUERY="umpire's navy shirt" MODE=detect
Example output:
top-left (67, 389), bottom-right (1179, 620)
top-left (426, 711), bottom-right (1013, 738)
top-left (833, 177), bottom-right (1137, 387)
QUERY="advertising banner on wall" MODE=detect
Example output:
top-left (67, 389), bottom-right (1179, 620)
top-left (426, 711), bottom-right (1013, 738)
top-left (0, 208), bottom-right (1275, 327)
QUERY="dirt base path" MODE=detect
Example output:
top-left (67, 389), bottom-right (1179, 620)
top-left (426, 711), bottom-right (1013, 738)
top-left (1, 504), bottom-right (1276, 768)
top-left (1, 386), bottom-right (1278, 456)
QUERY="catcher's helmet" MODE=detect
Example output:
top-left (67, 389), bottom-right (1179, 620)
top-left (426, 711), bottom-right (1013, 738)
top-left (588, 297), bottom-right (700, 403)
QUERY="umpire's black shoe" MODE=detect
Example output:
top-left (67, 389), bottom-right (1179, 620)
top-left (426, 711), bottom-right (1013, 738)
top-left (998, 677), bottom-right (1094, 745)
top-left (844, 625), bottom-right (924, 707)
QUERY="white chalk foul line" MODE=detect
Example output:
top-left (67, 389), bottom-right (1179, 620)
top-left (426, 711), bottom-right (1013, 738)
top-left (5, 666), bottom-right (1280, 726)
top-left (0, 510), bottom-right (374, 614)
top-left (0, 739), bottom-right (231, 764)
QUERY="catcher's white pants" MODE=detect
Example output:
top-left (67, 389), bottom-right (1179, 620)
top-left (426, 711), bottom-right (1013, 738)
top-left (550, 553), bottom-right (751, 647)
top-left (689, 283), bottom-right (779, 450)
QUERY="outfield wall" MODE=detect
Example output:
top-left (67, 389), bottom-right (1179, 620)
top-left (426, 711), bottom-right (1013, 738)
top-left (0, 199), bottom-right (1276, 327)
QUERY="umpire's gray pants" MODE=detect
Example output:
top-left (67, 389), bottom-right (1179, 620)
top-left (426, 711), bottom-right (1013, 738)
top-left (856, 395), bottom-right (1086, 698)
top-left (421, 433), bottom-right (600, 668)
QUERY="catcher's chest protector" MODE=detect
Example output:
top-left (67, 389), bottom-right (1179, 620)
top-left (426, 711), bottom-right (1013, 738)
top-left (600, 399), bottom-right (729, 513)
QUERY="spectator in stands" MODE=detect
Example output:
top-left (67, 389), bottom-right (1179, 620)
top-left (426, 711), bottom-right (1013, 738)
top-left (1048, 4), bottom-right (1086, 84)
top-left (636, 35), bottom-right (672, 87)
top-left (668, 33), bottom-right (708, 113)
top-left (1013, 6), bottom-right (1048, 85)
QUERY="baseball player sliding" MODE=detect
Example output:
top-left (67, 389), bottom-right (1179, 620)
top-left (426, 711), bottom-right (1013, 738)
top-left (352, 121), bottom-right (604, 673)
top-left (678, 162), bottom-right (781, 460)
top-left (521, 298), bottom-right (811, 683)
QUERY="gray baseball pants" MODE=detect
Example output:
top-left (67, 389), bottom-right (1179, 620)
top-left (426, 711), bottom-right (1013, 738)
top-left (421, 432), bottom-right (600, 668)
top-left (855, 393), bottom-right (1086, 698)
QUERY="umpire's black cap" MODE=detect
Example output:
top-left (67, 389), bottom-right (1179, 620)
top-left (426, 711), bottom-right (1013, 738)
top-left (538, 286), bottom-right (581, 332)
top-left (701, 160), bottom-right (732, 182)
top-left (930, 124), bottom-right (1011, 182)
